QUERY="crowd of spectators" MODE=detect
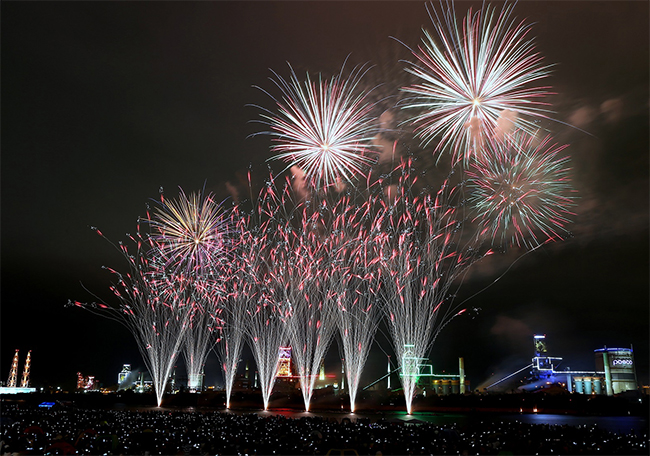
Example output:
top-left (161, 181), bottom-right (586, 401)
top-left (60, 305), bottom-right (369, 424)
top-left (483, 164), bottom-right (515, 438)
top-left (1, 403), bottom-right (647, 455)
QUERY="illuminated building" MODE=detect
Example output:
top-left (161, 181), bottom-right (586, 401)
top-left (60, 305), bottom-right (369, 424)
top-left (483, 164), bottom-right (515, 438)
top-left (530, 334), bottom-right (564, 382)
top-left (594, 347), bottom-right (637, 395)
top-left (534, 334), bottom-right (547, 357)
top-left (364, 350), bottom-right (469, 394)
top-left (272, 347), bottom-right (337, 390)
top-left (77, 372), bottom-right (97, 391)
top-left (118, 364), bottom-right (131, 386)
top-left (277, 347), bottom-right (292, 377)
top-left (488, 335), bottom-right (638, 395)
top-left (187, 367), bottom-right (204, 392)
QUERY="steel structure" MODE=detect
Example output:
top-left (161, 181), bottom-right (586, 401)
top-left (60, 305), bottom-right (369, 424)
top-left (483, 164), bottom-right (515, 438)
top-left (6, 350), bottom-right (20, 388)
top-left (20, 351), bottom-right (32, 388)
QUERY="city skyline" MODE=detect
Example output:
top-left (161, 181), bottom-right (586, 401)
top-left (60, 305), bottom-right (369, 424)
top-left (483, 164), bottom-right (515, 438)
top-left (2, 1), bottom-right (648, 391)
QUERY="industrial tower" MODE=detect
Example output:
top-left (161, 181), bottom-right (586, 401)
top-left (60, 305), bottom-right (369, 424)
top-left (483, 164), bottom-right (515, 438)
top-left (5, 350), bottom-right (32, 388)
top-left (20, 351), bottom-right (32, 387)
top-left (6, 350), bottom-right (20, 387)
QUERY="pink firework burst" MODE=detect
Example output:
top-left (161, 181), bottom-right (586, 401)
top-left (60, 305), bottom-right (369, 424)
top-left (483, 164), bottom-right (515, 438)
top-left (255, 62), bottom-right (382, 189)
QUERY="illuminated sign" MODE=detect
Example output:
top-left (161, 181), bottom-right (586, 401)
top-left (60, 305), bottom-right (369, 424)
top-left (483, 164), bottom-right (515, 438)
top-left (612, 359), bottom-right (633, 366)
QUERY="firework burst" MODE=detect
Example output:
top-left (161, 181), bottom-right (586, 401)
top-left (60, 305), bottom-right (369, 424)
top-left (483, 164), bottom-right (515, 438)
top-left (147, 188), bottom-right (232, 392)
top-left (255, 62), bottom-right (382, 189)
top-left (467, 132), bottom-right (576, 248)
top-left (149, 188), bottom-right (230, 276)
top-left (401, 2), bottom-right (553, 163)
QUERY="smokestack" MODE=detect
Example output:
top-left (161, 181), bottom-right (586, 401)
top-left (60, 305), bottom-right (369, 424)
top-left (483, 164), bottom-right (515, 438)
top-left (387, 355), bottom-right (391, 390)
top-left (459, 357), bottom-right (465, 393)
top-left (602, 351), bottom-right (613, 396)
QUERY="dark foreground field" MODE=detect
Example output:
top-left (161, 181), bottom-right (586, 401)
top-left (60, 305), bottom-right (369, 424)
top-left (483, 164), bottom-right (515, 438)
top-left (1, 399), bottom-right (648, 455)
top-left (2, 391), bottom-right (648, 455)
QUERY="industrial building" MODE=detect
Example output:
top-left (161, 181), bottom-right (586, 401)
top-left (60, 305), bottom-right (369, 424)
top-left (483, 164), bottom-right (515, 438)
top-left (487, 334), bottom-right (638, 395)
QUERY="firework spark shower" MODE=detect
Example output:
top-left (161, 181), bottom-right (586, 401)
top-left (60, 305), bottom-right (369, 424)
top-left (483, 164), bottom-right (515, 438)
top-left (268, 192), bottom-right (339, 412)
top-left (373, 161), bottom-right (494, 413)
top-left (70, 1), bottom-right (584, 411)
top-left (232, 192), bottom-right (290, 411)
top-left (326, 195), bottom-right (384, 413)
top-left (70, 226), bottom-right (191, 407)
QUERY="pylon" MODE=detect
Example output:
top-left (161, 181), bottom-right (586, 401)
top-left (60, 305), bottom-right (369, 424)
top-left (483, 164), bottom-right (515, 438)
top-left (20, 350), bottom-right (32, 387)
top-left (7, 350), bottom-right (19, 387)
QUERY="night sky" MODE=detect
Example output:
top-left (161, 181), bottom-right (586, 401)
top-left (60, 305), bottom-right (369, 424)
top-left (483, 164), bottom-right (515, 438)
top-left (2, 1), bottom-right (648, 392)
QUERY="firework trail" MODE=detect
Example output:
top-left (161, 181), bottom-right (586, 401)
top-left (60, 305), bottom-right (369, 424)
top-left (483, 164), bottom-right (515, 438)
top-left (400, 2), bottom-right (553, 164)
top-left (232, 193), bottom-right (289, 411)
top-left (275, 220), bottom-right (338, 411)
top-left (375, 160), bottom-right (492, 413)
top-left (325, 196), bottom-right (383, 413)
top-left (210, 250), bottom-right (247, 409)
top-left (253, 61), bottom-right (382, 189)
top-left (254, 178), bottom-right (340, 412)
top-left (148, 188), bottom-right (231, 392)
top-left (466, 132), bottom-right (576, 249)
top-left (70, 224), bottom-right (191, 407)
top-left (178, 277), bottom-right (224, 392)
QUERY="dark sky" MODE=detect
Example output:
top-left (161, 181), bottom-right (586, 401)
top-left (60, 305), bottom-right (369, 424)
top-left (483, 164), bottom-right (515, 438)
top-left (2, 1), bottom-right (648, 391)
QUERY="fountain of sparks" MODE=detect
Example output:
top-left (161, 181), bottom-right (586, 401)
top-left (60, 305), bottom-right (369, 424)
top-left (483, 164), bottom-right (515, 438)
top-left (231, 193), bottom-right (290, 411)
top-left (259, 182), bottom-right (338, 412)
top-left (374, 160), bottom-right (493, 414)
top-left (211, 256), bottom-right (247, 409)
top-left (70, 224), bottom-right (191, 407)
top-left (180, 281), bottom-right (222, 392)
top-left (325, 196), bottom-right (384, 413)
